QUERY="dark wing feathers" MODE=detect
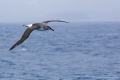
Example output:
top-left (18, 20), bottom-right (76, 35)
top-left (42, 20), bottom-right (69, 24)
top-left (9, 25), bottom-right (39, 51)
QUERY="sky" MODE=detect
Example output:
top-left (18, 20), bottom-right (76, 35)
top-left (0, 0), bottom-right (120, 22)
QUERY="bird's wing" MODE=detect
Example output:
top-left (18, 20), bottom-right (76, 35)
top-left (9, 25), bottom-right (39, 51)
top-left (42, 20), bottom-right (69, 24)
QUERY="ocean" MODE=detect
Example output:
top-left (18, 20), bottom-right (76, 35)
top-left (0, 21), bottom-right (120, 80)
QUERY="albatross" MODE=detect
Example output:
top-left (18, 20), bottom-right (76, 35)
top-left (9, 20), bottom-right (69, 51)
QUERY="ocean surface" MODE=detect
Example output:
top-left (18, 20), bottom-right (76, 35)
top-left (0, 21), bottom-right (120, 80)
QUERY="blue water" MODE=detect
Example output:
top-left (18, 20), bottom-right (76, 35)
top-left (0, 21), bottom-right (120, 80)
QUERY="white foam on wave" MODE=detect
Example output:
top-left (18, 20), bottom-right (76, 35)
top-left (20, 48), bottom-right (27, 51)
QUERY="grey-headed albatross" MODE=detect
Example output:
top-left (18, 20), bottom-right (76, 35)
top-left (9, 20), bottom-right (69, 51)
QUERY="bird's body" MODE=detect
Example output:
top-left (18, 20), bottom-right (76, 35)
top-left (9, 20), bottom-right (69, 51)
top-left (25, 23), bottom-right (52, 31)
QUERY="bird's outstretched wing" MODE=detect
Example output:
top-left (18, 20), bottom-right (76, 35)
top-left (9, 25), bottom-right (39, 51)
top-left (42, 20), bottom-right (69, 24)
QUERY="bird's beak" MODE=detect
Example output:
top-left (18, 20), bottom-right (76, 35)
top-left (51, 28), bottom-right (54, 31)
top-left (49, 27), bottom-right (54, 31)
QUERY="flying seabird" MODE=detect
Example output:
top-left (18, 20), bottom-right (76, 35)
top-left (9, 20), bottom-right (69, 51)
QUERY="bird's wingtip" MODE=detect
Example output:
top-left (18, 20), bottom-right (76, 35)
top-left (66, 22), bottom-right (69, 23)
top-left (9, 44), bottom-right (18, 51)
top-left (9, 48), bottom-right (13, 51)
top-left (63, 20), bottom-right (69, 23)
